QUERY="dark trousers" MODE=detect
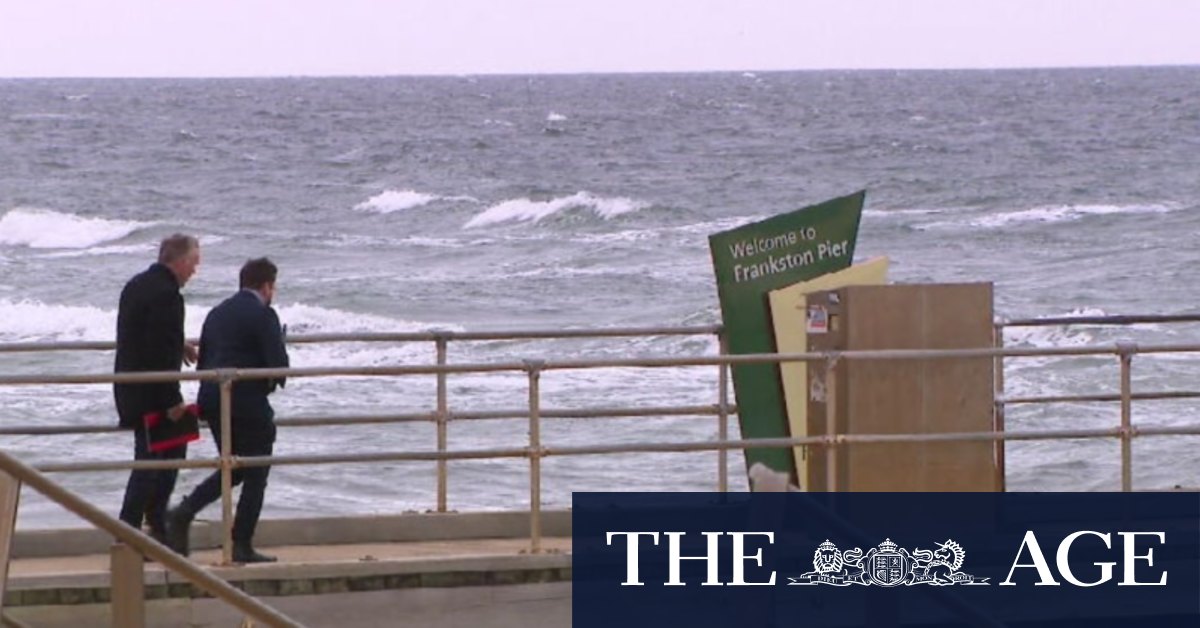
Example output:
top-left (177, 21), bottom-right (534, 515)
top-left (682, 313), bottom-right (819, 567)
top-left (119, 427), bottom-right (187, 535)
top-left (179, 420), bottom-right (274, 545)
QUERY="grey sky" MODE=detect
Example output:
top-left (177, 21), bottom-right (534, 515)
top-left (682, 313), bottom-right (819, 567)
top-left (2, 0), bottom-right (1197, 77)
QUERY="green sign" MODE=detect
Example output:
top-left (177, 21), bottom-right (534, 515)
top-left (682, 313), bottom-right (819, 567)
top-left (708, 191), bottom-right (865, 476)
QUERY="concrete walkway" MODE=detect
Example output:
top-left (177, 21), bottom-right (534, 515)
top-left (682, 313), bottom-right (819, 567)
top-left (3, 513), bottom-right (574, 627)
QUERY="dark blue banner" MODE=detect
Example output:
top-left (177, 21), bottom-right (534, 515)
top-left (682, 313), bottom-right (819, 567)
top-left (573, 493), bottom-right (1200, 627)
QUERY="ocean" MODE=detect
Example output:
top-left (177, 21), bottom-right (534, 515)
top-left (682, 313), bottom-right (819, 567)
top-left (2, 67), bottom-right (1198, 528)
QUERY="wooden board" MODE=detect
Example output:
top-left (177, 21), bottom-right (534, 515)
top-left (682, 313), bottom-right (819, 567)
top-left (766, 257), bottom-right (889, 488)
top-left (806, 283), bottom-right (997, 491)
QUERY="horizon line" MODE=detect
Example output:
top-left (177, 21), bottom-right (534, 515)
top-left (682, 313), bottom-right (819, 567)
top-left (2, 61), bottom-right (1198, 81)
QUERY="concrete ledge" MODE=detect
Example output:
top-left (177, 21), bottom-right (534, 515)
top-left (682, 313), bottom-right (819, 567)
top-left (5, 543), bottom-right (571, 608)
top-left (5, 566), bottom-right (572, 608)
top-left (6, 582), bottom-right (572, 628)
top-left (13, 510), bottom-right (571, 558)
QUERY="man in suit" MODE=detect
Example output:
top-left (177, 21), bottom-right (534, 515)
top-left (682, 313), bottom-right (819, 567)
top-left (167, 257), bottom-right (289, 563)
top-left (115, 234), bottom-right (201, 542)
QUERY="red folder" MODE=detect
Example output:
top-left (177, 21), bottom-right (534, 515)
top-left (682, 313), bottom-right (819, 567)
top-left (143, 403), bottom-right (201, 452)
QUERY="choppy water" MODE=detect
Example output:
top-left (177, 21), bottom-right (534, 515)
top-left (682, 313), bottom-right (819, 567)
top-left (2, 68), bottom-right (1199, 527)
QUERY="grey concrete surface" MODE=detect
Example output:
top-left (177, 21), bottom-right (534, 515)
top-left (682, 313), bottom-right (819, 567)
top-left (5, 582), bottom-right (572, 627)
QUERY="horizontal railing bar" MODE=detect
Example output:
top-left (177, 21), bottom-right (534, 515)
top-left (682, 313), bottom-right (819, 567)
top-left (0, 425), bottom-right (119, 436)
top-left (32, 425), bottom-right (1200, 473)
top-left (0, 405), bottom-right (742, 436)
top-left (0, 325), bottom-right (725, 354)
top-left (218, 448), bottom-right (535, 468)
top-left (35, 448), bottom-right (530, 472)
top-left (0, 314), bottom-right (1196, 354)
top-left (5, 343), bottom-right (1200, 386)
top-left (435, 404), bottom-right (734, 421)
top-left (1001, 391), bottom-right (1200, 405)
top-left (290, 325), bottom-right (724, 343)
top-left (1, 314), bottom-right (1195, 355)
top-left (1133, 425), bottom-right (1200, 437)
top-left (543, 427), bottom-right (1200, 457)
top-left (1002, 314), bottom-right (1200, 328)
top-left (542, 430), bottom-right (1115, 456)
top-left (0, 340), bottom-right (117, 353)
top-left (37, 458), bottom-right (222, 473)
top-left (279, 405), bottom-right (733, 427)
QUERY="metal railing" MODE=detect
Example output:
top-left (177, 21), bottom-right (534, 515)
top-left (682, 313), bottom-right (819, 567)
top-left (0, 450), bottom-right (302, 627)
top-left (0, 316), bottom-right (1198, 616)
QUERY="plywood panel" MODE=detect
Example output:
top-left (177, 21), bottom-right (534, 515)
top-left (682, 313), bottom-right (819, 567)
top-left (767, 257), bottom-right (889, 488)
top-left (806, 283), bottom-right (997, 492)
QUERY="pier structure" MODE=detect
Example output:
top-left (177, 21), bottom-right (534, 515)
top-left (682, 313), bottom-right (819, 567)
top-left (2, 314), bottom-right (1199, 626)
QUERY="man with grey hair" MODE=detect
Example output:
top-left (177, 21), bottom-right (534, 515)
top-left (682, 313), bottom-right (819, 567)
top-left (114, 233), bottom-right (201, 545)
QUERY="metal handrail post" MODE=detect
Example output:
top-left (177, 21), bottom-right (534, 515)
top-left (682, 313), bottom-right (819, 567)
top-left (1117, 343), bottom-right (1136, 492)
top-left (0, 471), bottom-right (18, 614)
top-left (219, 374), bottom-right (235, 564)
top-left (435, 335), bottom-right (449, 512)
top-left (525, 359), bottom-right (544, 554)
top-left (993, 319), bottom-right (1007, 492)
top-left (824, 353), bottom-right (840, 492)
top-left (109, 542), bottom-right (145, 628)
top-left (717, 333), bottom-right (730, 492)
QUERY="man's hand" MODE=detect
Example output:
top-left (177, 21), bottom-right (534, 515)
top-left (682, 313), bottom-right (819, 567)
top-left (183, 340), bottom-right (199, 366)
top-left (166, 402), bottom-right (188, 422)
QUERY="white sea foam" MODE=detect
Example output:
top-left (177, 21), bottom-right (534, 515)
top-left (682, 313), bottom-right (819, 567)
top-left (9, 113), bottom-right (87, 122)
top-left (274, 303), bottom-right (448, 336)
top-left (353, 189), bottom-right (478, 214)
top-left (0, 208), bottom-right (151, 249)
top-left (970, 203), bottom-right (1175, 228)
top-left (463, 192), bottom-right (651, 228)
top-left (0, 299), bottom-right (115, 342)
top-left (274, 303), bottom-right (464, 369)
top-left (354, 189), bottom-right (438, 213)
top-left (0, 296), bottom-right (456, 353)
top-left (863, 207), bottom-right (946, 218)
top-left (38, 243), bottom-right (156, 259)
top-left (546, 112), bottom-right (568, 122)
top-left (921, 203), bottom-right (1177, 230)
top-left (39, 234), bottom-right (228, 259)
top-left (1003, 307), bottom-right (1109, 348)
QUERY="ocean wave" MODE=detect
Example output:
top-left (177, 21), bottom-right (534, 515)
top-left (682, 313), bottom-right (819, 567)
top-left (0, 299), bottom-right (115, 342)
top-left (463, 192), bottom-right (651, 228)
top-left (9, 112), bottom-right (90, 122)
top-left (0, 208), bottom-right (152, 249)
top-left (354, 189), bottom-right (437, 213)
top-left (274, 303), bottom-right (464, 369)
top-left (0, 297), bottom-right (470, 377)
top-left (276, 303), bottom-right (457, 336)
top-left (862, 207), bottom-right (947, 218)
top-left (1002, 307), bottom-right (1109, 348)
top-left (920, 203), bottom-right (1178, 230)
top-left (568, 216), bottom-right (764, 244)
top-left (37, 243), bottom-right (156, 259)
top-left (353, 189), bottom-right (478, 214)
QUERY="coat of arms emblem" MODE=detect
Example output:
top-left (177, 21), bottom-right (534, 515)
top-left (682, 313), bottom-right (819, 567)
top-left (789, 538), bottom-right (988, 587)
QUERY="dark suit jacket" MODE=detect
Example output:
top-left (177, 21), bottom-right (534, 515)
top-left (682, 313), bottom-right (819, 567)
top-left (196, 290), bottom-right (289, 430)
top-left (113, 263), bottom-right (186, 429)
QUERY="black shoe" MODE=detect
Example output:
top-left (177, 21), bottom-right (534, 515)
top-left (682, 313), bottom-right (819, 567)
top-left (232, 545), bottom-right (277, 564)
top-left (164, 506), bottom-right (193, 557)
